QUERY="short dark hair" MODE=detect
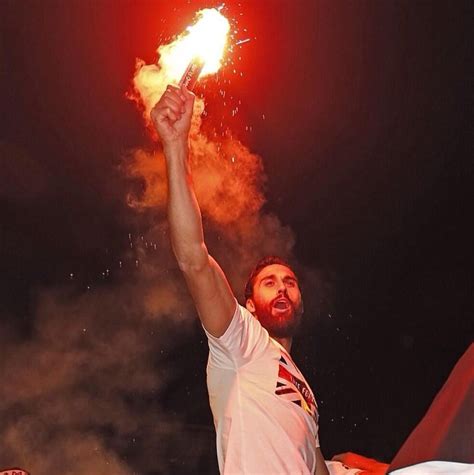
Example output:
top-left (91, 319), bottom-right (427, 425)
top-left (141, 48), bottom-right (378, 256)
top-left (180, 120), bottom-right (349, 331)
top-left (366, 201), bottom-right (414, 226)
top-left (244, 256), bottom-right (294, 301)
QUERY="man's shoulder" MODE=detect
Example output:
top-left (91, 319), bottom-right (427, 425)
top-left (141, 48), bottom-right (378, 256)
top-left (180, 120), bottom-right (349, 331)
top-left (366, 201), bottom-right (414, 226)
top-left (205, 302), bottom-right (275, 369)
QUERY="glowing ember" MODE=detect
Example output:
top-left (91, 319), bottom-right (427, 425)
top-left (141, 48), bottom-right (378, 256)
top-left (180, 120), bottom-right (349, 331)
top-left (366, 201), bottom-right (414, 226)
top-left (159, 8), bottom-right (230, 84)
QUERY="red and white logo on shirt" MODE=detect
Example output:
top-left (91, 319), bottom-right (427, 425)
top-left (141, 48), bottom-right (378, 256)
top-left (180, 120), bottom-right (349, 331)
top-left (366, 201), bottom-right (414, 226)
top-left (275, 350), bottom-right (318, 422)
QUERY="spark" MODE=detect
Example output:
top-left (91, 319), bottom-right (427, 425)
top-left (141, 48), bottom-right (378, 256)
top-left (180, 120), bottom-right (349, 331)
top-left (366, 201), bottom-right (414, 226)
top-left (235, 38), bottom-right (251, 46)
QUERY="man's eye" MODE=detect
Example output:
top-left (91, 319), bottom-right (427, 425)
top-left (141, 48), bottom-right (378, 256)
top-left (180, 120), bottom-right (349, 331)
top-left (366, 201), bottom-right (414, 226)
top-left (264, 281), bottom-right (274, 287)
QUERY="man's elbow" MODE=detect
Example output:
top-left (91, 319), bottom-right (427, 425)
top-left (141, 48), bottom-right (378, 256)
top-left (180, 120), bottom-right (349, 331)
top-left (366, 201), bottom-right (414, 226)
top-left (175, 245), bottom-right (209, 275)
top-left (177, 259), bottom-right (205, 275)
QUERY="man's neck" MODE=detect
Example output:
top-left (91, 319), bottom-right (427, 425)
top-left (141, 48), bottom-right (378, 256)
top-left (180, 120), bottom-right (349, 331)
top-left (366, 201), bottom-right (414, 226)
top-left (273, 336), bottom-right (293, 353)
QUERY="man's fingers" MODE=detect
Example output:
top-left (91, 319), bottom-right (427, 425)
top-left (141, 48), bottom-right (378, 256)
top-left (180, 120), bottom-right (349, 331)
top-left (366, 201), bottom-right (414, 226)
top-left (163, 107), bottom-right (179, 123)
top-left (170, 84), bottom-right (186, 102)
top-left (165, 85), bottom-right (186, 105)
top-left (166, 84), bottom-right (181, 94)
top-left (161, 95), bottom-right (185, 113)
top-left (159, 84), bottom-right (186, 114)
top-left (152, 105), bottom-right (179, 124)
top-left (156, 93), bottom-right (184, 117)
top-left (155, 84), bottom-right (192, 117)
top-left (164, 87), bottom-right (185, 104)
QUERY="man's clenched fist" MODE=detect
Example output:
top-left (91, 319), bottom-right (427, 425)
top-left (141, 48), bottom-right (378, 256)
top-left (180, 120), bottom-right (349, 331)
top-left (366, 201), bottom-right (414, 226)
top-left (151, 84), bottom-right (195, 148)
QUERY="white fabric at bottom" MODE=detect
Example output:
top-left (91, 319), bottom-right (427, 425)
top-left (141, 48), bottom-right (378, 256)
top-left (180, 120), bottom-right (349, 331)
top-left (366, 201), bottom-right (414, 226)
top-left (390, 461), bottom-right (474, 475)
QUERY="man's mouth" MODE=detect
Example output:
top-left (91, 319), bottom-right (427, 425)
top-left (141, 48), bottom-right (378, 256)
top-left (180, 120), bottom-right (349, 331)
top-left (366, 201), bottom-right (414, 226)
top-left (273, 298), bottom-right (290, 310)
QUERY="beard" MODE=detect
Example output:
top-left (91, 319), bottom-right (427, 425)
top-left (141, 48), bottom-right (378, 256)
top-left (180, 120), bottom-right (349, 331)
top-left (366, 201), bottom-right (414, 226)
top-left (254, 296), bottom-right (303, 339)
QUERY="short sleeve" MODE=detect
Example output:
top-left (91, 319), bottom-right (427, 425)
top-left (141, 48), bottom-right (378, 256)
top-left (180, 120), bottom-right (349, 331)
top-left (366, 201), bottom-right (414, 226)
top-left (204, 300), bottom-right (271, 369)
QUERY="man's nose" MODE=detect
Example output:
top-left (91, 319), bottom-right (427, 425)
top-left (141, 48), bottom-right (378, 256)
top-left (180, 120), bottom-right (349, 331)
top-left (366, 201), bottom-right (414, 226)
top-left (277, 280), bottom-right (287, 294)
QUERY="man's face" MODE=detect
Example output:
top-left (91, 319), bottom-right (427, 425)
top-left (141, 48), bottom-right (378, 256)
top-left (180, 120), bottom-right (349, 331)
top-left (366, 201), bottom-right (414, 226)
top-left (246, 264), bottom-right (303, 339)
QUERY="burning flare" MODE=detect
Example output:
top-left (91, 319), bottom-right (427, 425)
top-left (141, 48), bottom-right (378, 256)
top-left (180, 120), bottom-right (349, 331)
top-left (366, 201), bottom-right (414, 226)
top-left (161, 8), bottom-right (230, 81)
top-left (131, 8), bottom-right (230, 118)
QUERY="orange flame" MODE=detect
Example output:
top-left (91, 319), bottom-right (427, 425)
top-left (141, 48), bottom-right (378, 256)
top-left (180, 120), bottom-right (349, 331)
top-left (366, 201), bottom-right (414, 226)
top-left (160, 8), bottom-right (230, 82)
top-left (131, 8), bottom-right (230, 119)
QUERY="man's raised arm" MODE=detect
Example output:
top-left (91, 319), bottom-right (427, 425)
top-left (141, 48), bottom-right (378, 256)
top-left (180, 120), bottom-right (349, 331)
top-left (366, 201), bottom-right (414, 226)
top-left (151, 85), bottom-right (235, 337)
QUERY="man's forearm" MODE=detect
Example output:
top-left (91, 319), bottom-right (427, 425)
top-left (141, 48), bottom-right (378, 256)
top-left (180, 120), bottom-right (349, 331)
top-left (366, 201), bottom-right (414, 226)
top-left (164, 141), bottom-right (208, 270)
top-left (152, 85), bottom-right (235, 337)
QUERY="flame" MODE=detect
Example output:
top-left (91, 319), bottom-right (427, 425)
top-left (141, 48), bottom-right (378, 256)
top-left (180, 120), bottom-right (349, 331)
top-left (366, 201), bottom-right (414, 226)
top-left (159, 8), bottom-right (230, 83)
top-left (130, 8), bottom-right (230, 120)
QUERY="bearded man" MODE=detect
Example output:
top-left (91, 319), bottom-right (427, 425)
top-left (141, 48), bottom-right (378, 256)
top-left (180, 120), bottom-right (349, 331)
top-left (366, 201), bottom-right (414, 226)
top-left (151, 84), bottom-right (330, 475)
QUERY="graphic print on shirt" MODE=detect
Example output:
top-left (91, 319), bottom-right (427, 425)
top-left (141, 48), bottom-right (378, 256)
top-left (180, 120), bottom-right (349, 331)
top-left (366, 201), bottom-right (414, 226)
top-left (275, 350), bottom-right (318, 422)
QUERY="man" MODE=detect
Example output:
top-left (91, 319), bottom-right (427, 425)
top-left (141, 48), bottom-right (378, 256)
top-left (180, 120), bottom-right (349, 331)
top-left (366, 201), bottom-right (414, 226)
top-left (151, 84), bottom-right (329, 475)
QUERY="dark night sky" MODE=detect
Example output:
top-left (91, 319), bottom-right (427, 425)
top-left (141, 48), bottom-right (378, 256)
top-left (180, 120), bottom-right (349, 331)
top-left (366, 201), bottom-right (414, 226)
top-left (1, 0), bottom-right (472, 472)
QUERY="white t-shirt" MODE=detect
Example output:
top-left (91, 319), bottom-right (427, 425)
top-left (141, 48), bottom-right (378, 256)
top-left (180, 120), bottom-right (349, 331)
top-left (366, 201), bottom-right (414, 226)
top-left (205, 301), bottom-right (320, 474)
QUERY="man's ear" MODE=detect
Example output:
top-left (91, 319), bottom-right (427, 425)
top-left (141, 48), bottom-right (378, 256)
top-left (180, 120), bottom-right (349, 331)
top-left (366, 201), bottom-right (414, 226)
top-left (246, 298), bottom-right (256, 314)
